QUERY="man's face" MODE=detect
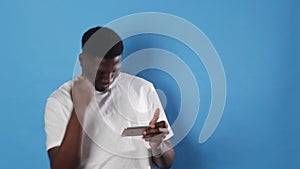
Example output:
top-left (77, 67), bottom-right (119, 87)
top-left (81, 54), bottom-right (121, 92)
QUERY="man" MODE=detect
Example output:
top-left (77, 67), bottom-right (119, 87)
top-left (44, 26), bottom-right (175, 169)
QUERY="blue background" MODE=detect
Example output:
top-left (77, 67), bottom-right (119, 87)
top-left (0, 0), bottom-right (299, 168)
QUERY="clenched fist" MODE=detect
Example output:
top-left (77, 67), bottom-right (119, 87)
top-left (71, 76), bottom-right (95, 117)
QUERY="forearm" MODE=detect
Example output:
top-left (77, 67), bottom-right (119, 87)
top-left (152, 141), bottom-right (175, 169)
top-left (50, 109), bottom-right (84, 169)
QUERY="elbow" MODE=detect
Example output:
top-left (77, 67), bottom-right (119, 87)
top-left (50, 155), bottom-right (81, 169)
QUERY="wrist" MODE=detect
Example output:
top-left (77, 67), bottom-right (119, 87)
top-left (151, 145), bottom-right (163, 157)
top-left (151, 141), bottom-right (168, 157)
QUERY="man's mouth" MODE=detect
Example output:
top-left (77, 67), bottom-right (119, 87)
top-left (95, 78), bottom-right (115, 91)
top-left (102, 83), bottom-right (110, 88)
top-left (95, 84), bottom-right (109, 92)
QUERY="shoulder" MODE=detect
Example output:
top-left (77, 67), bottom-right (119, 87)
top-left (117, 72), bottom-right (154, 89)
top-left (119, 72), bottom-right (153, 86)
top-left (47, 80), bottom-right (73, 109)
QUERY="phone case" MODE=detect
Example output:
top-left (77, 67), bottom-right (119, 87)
top-left (121, 126), bottom-right (151, 137)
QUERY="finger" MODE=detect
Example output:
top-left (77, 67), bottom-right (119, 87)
top-left (145, 130), bottom-right (168, 139)
top-left (74, 76), bottom-right (93, 88)
top-left (150, 108), bottom-right (160, 128)
top-left (155, 121), bottom-right (166, 128)
top-left (165, 122), bottom-right (168, 128)
top-left (144, 136), bottom-right (163, 142)
top-left (73, 76), bottom-right (84, 86)
top-left (78, 76), bottom-right (84, 80)
top-left (143, 127), bottom-right (169, 137)
top-left (143, 133), bottom-right (163, 139)
top-left (158, 128), bottom-right (169, 134)
top-left (143, 128), bottom-right (160, 136)
top-left (143, 134), bottom-right (155, 139)
top-left (83, 78), bottom-right (94, 87)
top-left (143, 132), bottom-right (166, 140)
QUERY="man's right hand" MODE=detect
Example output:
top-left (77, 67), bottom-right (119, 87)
top-left (48, 76), bottom-right (94, 169)
top-left (71, 76), bottom-right (95, 116)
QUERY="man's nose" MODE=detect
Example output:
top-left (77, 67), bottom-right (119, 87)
top-left (101, 73), bottom-right (113, 84)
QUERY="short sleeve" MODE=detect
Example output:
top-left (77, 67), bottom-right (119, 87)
top-left (44, 97), bottom-right (70, 150)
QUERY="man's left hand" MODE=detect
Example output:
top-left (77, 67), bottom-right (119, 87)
top-left (143, 108), bottom-right (169, 148)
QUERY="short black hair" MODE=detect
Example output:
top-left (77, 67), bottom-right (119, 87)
top-left (81, 26), bottom-right (123, 58)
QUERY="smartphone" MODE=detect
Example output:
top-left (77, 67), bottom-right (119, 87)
top-left (121, 126), bottom-right (151, 137)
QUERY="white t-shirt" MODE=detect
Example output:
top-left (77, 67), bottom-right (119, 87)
top-left (44, 73), bottom-right (174, 169)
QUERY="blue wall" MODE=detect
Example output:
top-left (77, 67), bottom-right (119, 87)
top-left (0, 0), bottom-right (299, 168)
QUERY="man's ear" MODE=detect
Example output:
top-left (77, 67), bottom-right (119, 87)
top-left (79, 53), bottom-right (84, 67)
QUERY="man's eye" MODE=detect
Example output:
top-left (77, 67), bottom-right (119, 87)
top-left (114, 68), bottom-right (120, 73)
top-left (97, 71), bottom-right (105, 76)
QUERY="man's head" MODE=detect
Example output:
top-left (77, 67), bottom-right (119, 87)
top-left (79, 26), bottom-right (123, 92)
